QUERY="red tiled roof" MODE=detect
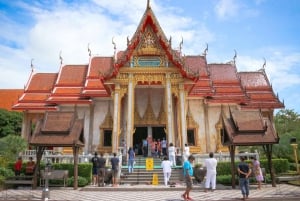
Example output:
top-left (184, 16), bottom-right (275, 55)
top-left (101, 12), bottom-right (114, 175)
top-left (239, 71), bottom-right (284, 109)
top-left (12, 73), bottom-right (58, 111)
top-left (0, 89), bottom-right (24, 111)
top-left (207, 64), bottom-right (248, 104)
top-left (82, 57), bottom-right (111, 97)
top-left (47, 65), bottom-right (92, 104)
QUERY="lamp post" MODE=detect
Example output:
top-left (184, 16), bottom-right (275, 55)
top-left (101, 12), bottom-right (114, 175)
top-left (290, 137), bottom-right (299, 173)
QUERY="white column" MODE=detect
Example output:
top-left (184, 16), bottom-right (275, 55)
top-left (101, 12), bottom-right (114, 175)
top-left (112, 84), bottom-right (121, 153)
top-left (179, 83), bottom-right (187, 151)
top-left (165, 74), bottom-right (174, 144)
top-left (126, 74), bottom-right (134, 149)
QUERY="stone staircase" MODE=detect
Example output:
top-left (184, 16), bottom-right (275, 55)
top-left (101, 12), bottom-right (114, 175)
top-left (120, 156), bottom-right (183, 185)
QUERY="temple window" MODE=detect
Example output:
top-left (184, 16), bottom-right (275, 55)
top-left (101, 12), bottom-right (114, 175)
top-left (187, 129), bottom-right (196, 146)
top-left (103, 129), bottom-right (112, 146)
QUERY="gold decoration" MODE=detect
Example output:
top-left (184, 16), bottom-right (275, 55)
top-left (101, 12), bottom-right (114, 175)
top-left (135, 25), bottom-right (162, 56)
top-left (215, 113), bottom-right (228, 152)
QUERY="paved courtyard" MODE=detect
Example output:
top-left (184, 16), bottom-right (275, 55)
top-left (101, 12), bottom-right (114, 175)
top-left (1, 183), bottom-right (299, 201)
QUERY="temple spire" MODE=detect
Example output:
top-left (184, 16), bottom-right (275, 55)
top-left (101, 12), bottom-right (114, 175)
top-left (147, 0), bottom-right (150, 8)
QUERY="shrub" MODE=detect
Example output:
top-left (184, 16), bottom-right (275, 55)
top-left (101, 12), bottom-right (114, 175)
top-left (67, 176), bottom-right (88, 187)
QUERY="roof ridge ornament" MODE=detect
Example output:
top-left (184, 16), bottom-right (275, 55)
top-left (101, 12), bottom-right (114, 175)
top-left (112, 37), bottom-right (117, 61)
top-left (87, 43), bottom-right (91, 57)
top-left (179, 37), bottom-right (183, 55)
top-left (30, 58), bottom-right (34, 72)
top-left (203, 43), bottom-right (208, 57)
top-left (258, 58), bottom-right (266, 72)
top-left (59, 51), bottom-right (63, 65)
top-left (233, 49), bottom-right (237, 65)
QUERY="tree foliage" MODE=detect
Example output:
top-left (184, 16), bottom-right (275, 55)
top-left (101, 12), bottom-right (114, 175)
top-left (273, 109), bottom-right (300, 161)
top-left (0, 135), bottom-right (28, 165)
top-left (0, 109), bottom-right (22, 138)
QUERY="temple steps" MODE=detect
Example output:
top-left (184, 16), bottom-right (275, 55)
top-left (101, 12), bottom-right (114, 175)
top-left (120, 156), bottom-right (183, 185)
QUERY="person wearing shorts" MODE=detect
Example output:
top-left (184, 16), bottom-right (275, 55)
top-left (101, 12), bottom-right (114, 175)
top-left (182, 155), bottom-right (195, 201)
top-left (110, 153), bottom-right (120, 187)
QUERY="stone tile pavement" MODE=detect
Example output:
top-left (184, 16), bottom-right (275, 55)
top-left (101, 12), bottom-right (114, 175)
top-left (0, 183), bottom-right (299, 201)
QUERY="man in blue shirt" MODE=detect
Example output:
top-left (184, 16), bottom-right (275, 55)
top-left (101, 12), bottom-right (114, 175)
top-left (182, 155), bottom-right (195, 201)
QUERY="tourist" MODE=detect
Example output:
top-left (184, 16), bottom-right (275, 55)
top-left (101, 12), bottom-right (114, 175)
top-left (161, 138), bottom-right (167, 156)
top-left (91, 152), bottom-right (100, 186)
top-left (151, 139), bottom-right (157, 157)
top-left (204, 152), bottom-right (218, 192)
top-left (168, 142), bottom-right (176, 167)
top-left (237, 156), bottom-right (252, 201)
top-left (183, 143), bottom-right (190, 161)
top-left (110, 152), bottom-right (120, 187)
top-left (142, 138), bottom-right (148, 157)
top-left (181, 155), bottom-right (195, 201)
top-left (251, 156), bottom-right (264, 189)
top-left (157, 138), bottom-right (162, 158)
top-left (98, 153), bottom-right (106, 187)
top-left (127, 147), bottom-right (135, 173)
top-left (161, 156), bottom-right (172, 186)
top-left (25, 156), bottom-right (35, 176)
top-left (14, 157), bottom-right (22, 176)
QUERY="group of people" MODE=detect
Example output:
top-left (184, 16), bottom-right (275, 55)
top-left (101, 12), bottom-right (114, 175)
top-left (180, 152), bottom-right (264, 201)
top-left (237, 156), bottom-right (264, 200)
top-left (90, 152), bottom-right (120, 187)
top-left (14, 156), bottom-right (36, 176)
top-left (140, 137), bottom-right (168, 158)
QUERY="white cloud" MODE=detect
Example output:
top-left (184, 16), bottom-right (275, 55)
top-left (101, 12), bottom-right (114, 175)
top-left (214, 0), bottom-right (240, 20)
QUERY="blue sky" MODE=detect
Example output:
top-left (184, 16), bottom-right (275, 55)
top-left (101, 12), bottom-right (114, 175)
top-left (0, 0), bottom-right (299, 114)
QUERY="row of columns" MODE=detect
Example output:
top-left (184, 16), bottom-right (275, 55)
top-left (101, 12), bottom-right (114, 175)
top-left (111, 73), bottom-right (188, 153)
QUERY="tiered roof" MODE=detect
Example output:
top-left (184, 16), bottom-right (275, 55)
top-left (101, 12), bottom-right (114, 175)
top-left (12, 3), bottom-right (284, 111)
top-left (222, 109), bottom-right (279, 145)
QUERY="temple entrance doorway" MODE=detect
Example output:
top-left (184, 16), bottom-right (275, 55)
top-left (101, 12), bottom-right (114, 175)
top-left (133, 126), bottom-right (166, 155)
top-left (133, 127), bottom-right (147, 155)
top-left (152, 127), bottom-right (166, 141)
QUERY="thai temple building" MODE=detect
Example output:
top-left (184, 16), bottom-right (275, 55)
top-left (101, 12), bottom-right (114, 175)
top-left (12, 1), bottom-right (284, 156)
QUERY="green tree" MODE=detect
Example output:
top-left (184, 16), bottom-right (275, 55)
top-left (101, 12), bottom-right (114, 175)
top-left (0, 135), bottom-right (28, 166)
top-left (273, 109), bottom-right (300, 161)
top-left (0, 109), bottom-right (22, 138)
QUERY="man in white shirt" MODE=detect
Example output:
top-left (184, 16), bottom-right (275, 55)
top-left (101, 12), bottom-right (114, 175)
top-left (204, 152), bottom-right (218, 192)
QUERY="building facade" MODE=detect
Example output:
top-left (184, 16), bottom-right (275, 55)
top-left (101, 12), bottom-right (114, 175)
top-left (12, 3), bottom-right (284, 155)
